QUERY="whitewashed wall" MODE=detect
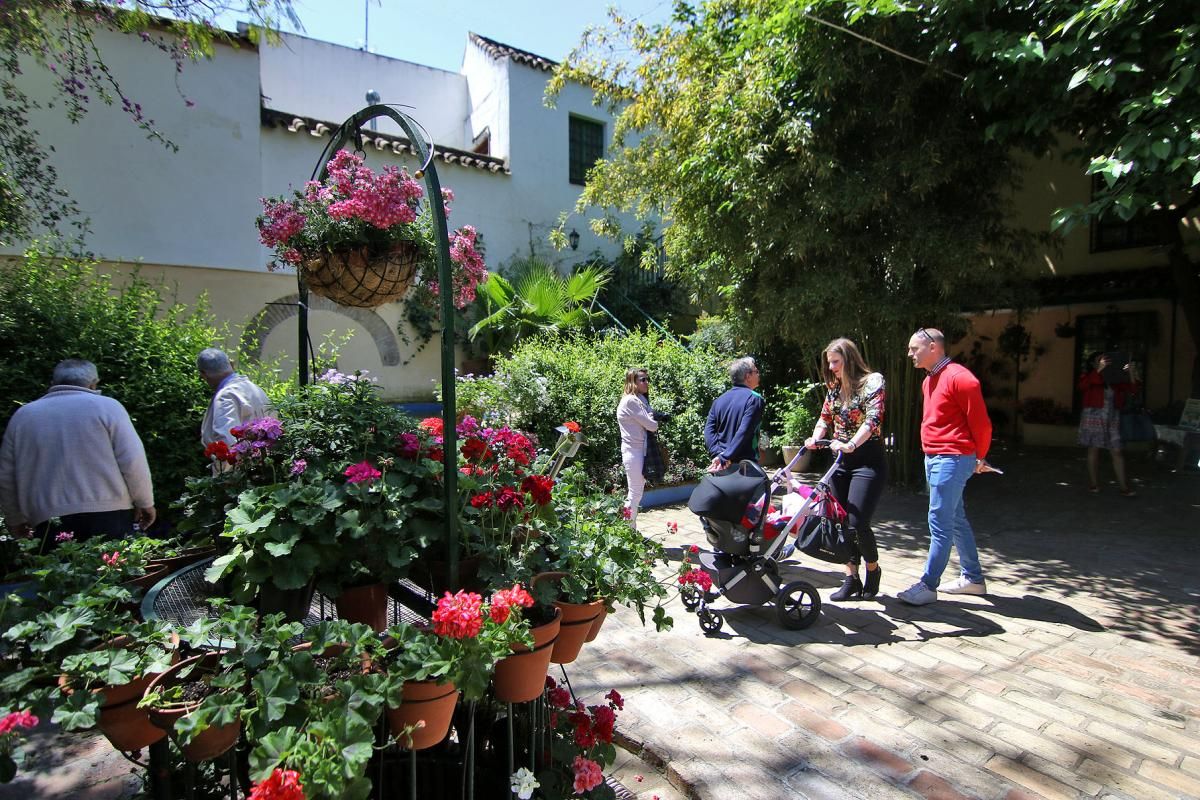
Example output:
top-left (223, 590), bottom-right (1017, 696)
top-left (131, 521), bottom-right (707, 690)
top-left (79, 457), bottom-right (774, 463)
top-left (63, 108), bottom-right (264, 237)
top-left (260, 33), bottom-right (470, 146)
top-left (1, 24), bottom-right (647, 399)
top-left (3, 26), bottom-right (263, 269)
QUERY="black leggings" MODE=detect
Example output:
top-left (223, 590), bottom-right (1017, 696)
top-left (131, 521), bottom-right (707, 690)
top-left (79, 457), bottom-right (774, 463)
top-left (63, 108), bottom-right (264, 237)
top-left (829, 439), bottom-right (887, 565)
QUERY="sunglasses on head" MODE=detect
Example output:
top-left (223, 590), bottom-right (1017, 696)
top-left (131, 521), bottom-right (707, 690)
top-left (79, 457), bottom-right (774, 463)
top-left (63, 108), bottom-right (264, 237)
top-left (918, 328), bottom-right (935, 343)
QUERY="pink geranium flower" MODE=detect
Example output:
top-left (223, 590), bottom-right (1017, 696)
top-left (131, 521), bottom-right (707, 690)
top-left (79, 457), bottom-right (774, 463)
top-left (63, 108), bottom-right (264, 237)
top-left (344, 461), bottom-right (382, 485)
top-left (572, 756), bottom-right (604, 794)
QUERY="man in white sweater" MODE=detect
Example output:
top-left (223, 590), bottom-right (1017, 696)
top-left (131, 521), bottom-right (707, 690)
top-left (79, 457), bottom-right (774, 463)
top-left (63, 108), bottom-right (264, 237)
top-left (197, 348), bottom-right (272, 449)
top-left (0, 359), bottom-right (155, 541)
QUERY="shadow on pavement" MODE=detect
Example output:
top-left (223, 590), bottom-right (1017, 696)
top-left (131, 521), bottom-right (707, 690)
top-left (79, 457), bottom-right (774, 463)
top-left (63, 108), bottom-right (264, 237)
top-left (873, 443), bottom-right (1200, 656)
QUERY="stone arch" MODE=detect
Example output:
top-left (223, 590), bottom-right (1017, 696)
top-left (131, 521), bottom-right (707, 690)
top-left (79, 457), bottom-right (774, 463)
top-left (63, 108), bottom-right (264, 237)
top-left (241, 293), bottom-right (401, 366)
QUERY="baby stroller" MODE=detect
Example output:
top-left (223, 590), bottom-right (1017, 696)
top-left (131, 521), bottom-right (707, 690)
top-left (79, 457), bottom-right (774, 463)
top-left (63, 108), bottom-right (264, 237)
top-left (683, 441), bottom-right (845, 633)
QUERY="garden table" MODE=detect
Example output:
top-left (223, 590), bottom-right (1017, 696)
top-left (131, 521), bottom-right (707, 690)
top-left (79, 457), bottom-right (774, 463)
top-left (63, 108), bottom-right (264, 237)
top-left (141, 558), bottom-right (435, 631)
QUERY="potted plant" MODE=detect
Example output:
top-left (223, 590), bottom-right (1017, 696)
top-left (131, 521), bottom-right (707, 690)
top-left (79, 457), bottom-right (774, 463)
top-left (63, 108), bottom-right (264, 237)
top-left (199, 373), bottom-right (441, 622)
top-left (532, 479), bottom-right (673, 664)
top-left (531, 677), bottom-right (625, 799)
top-left (398, 414), bottom-right (571, 593)
top-left (55, 621), bottom-right (179, 752)
top-left (244, 620), bottom-right (386, 800)
top-left (139, 604), bottom-right (297, 762)
top-left (1019, 397), bottom-right (1076, 447)
top-left (256, 149), bottom-right (487, 309)
top-left (772, 381), bottom-right (823, 472)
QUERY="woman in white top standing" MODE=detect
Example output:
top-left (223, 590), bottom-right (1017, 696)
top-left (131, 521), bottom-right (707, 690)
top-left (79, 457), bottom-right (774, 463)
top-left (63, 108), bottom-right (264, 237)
top-left (616, 367), bottom-right (659, 529)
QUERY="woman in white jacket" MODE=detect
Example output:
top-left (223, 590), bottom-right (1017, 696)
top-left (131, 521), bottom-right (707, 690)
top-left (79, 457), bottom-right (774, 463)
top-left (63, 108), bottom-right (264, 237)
top-left (616, 367), bottom-right (658, 529)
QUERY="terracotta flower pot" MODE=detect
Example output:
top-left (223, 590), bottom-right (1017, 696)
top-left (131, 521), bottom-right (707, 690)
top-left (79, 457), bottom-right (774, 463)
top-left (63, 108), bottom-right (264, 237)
top-left (57, 634), bottom-right (179, 752)
top-left (123, 564), bottom-right (169, 592)
top-left (336, 582), bottom-right (390, 632)
top-left (143, 653), bottom-right (241, 762)
top-left (551, 598), bottom-right (604, 664)
top-left (584, 602), bottom-right (608, 643)
top-left (532, 572), bottom-right (603, 665)
top-left (147, 547), bottom-right (216, 572)
top-left (257, 580), bottom-right (317, 624)
top-left (493, 608), bottom-right (561, 703)
top-left (385, 680), bottom-right (458, 750)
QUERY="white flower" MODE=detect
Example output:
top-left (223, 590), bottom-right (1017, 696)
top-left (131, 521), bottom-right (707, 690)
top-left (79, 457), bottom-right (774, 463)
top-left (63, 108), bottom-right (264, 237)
top-left (510, 767), bottom-right (539, 799)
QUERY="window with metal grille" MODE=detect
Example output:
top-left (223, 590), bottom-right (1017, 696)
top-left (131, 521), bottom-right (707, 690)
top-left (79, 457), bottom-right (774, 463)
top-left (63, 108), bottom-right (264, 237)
top-left (1089, 175), bottom-right (1171, 252)
top-left (569, 116), bottom-right (604, 185)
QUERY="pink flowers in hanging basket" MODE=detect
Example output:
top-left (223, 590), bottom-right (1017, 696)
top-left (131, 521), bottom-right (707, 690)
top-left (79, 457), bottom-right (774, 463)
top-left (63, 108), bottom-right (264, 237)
top-left (256, 149), bottom-right (488, 309)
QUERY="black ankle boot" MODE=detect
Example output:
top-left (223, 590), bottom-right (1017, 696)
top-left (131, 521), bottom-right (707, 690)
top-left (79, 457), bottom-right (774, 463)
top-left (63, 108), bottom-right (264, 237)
top-left (830, 574), bottom-right (863, 601)
top-left (862, 566), bottom-right (882, 599)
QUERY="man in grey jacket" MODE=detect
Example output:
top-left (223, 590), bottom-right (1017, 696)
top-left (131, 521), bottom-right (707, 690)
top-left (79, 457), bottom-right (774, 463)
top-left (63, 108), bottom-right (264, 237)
top-left (0, 359), bottom-right (155, 541)
top-left (197, 348), bottom-right (272, 449)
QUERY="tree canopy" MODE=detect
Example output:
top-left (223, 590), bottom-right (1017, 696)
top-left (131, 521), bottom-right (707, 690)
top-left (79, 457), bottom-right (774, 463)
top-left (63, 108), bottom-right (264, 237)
top-left (549, 0), bottom-right (1034, 356)
top-left (0, 0), bottom-right (298, 245)
top-left (851, 0), bottom-right (1200, 388)
top-left (549, 0), bottom-right (1040, 478)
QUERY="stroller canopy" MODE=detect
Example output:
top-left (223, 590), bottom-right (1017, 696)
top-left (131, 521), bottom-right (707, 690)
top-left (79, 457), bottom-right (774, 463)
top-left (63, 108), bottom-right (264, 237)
top-left (688, 464), bottom-right (768, 524)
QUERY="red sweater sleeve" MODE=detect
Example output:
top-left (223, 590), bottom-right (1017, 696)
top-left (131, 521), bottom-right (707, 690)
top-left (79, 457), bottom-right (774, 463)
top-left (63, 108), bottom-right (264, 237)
top-left (955, 372), bottom-right (992, 461)
top-left (1078, 372), bottom-right (1103, 392)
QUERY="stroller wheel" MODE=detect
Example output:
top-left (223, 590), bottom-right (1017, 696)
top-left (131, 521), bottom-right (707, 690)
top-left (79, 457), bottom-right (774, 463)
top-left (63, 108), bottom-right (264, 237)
top-left (697, 608), bottom-right (723, 635)
top-left (776, 580), bottom-right (821, 630)
top-left (681, 585), bottom-right (702, 612)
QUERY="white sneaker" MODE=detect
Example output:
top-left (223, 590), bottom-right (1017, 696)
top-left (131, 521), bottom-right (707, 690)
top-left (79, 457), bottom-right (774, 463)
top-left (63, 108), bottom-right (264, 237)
top-left (897, 580), bottom-right (937, 606)
top-left (941, 576), bottom-right (987, 595)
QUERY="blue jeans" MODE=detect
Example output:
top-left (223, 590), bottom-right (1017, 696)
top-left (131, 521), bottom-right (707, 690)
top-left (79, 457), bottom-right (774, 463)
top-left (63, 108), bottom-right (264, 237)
top-left (922, 454), bottom-right (983, 589)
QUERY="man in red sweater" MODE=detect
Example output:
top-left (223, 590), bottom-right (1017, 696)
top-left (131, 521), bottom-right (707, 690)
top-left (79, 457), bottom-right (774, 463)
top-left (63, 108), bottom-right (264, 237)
top-left (898, 328), bottom-right (995, 606)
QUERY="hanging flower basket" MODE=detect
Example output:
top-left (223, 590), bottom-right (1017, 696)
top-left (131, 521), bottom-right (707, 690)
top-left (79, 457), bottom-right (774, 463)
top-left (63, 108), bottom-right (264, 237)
top-left (257, 149), bottom-right (487, 310)
top-left (304, 242), bottom-right (420, 308)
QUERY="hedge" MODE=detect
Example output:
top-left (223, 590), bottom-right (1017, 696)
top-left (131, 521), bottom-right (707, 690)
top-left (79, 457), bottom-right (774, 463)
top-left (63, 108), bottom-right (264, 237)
top-left (450, 330), bottom-right (730, 487)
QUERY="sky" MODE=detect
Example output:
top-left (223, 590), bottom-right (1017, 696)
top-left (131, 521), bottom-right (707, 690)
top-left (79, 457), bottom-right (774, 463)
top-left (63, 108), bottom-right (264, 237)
top-left (236, 0), bottom-right (675, 72)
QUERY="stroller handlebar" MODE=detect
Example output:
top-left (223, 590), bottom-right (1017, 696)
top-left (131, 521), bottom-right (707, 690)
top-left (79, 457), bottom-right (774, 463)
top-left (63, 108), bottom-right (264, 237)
top-left (772, 441), bottom-right (843, 485)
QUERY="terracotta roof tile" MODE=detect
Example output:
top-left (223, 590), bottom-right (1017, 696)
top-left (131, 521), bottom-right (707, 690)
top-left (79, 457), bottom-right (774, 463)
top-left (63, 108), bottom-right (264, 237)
top-left (469, 32), bottom-right (557, 72)
top-left (261, 108), bottom-right (510, 175)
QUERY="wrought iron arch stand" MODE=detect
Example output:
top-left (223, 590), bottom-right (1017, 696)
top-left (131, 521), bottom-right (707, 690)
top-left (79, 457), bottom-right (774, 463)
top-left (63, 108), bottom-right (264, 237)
top-left (301, 105), bottom-right (461, 588)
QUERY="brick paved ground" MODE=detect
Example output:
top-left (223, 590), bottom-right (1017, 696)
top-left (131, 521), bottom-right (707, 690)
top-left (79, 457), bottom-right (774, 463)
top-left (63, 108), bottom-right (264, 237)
top-left (3, 445), bottom-right (1196, 799)
top-left (566, 444), bottom-right (1200, 800)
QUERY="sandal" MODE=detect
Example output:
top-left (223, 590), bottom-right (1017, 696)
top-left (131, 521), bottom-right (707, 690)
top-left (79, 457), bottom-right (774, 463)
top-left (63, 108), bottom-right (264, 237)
top-left (1121, 489), bottom-right (1137, 497)
top-left (1088, 486), bottom-right (1100, 494)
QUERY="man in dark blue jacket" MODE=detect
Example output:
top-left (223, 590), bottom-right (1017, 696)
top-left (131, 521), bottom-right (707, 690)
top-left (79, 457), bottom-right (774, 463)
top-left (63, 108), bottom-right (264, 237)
top-left (704, 357), bottom-right (765, 471)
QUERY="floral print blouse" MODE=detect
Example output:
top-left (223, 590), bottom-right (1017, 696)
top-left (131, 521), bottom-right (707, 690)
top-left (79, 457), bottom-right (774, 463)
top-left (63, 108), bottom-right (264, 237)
top-left (819, 372), bottom-right (886, 443)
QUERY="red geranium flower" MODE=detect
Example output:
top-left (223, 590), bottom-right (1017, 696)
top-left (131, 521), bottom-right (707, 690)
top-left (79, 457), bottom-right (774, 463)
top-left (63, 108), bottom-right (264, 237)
top-left (248, 768), bottom-right (304, 800)
top-left (520, 474), bottom-right (554, 506)
top-left (563, 421), bottom-right (581, 433)
top-left (432, 590), bottom-right (484, 639)
top-left (495, 485), bottom-right (525, 511)
top-left (678, 568), bottom-right (713, 592)
top-left (203, 440), bottom-right (236, 464)
top-left (460, 437), bottom-right (490, 461)
top-left (418, 417), bottom-right (444, 437)
top-left (469, 491), bottom-right (493, 509)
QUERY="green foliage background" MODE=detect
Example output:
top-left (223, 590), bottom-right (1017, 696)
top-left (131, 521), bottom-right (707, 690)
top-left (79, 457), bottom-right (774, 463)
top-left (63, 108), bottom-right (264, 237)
top-left (451, 330), bottom-right (730, 486)
top-left (0, 249), bottom-right (272, 517)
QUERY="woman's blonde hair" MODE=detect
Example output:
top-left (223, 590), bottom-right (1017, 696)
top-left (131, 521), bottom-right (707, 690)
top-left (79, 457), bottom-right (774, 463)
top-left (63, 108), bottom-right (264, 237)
top-left (820, 338), bottom-right (872, 396)
top-left (623, 367), bottom-right (649, 395)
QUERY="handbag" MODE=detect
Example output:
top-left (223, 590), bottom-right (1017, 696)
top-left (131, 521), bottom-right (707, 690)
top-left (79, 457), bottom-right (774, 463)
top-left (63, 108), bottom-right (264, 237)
top-left (642, 431), bottom-right (666, 483)
top-left (1119, 408), bottom-right (1156, 443)
top-left (794, 515), bottom-right (854, 564)
top-left (1119, 395), bottom-right (1156, 444)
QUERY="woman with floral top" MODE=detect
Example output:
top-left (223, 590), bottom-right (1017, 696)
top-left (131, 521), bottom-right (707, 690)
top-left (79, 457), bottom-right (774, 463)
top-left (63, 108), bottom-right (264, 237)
top-left (804, 338), bottom-right (888, 601)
